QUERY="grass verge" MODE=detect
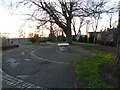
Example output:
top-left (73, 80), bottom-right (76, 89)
top-left (74, 45), bottom-right (116, 88)
top-left (55, 42), bottom-right (66, 43)
top-left (73, 42), bottom-right (95, 46)
top-left (30, 43), bottom-right (52, 46)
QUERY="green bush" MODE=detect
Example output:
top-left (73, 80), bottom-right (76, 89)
top-left (73, 42), bottom-right (95, 45)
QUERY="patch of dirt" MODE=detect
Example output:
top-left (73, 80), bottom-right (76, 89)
top-left (99, 65), bottom-right (118, 88)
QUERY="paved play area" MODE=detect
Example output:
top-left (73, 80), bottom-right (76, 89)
top-left (2, 44), bottom-right (95, 88)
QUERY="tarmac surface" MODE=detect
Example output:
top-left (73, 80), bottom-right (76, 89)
top-left (2, 44), bottom-right (95, 88)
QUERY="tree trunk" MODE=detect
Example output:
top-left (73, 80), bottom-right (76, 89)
top-left (73, 24), bottom-right (77, 37)
top-left (93, 34), bottom-right (97, 44)
top-left (65, 29), bottom-right (72, 44)
top-left (65, 15), bottom-right (73, 44)
top-left (93, 36), bottom-right (96, 44)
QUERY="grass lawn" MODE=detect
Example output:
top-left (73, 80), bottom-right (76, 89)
top-left (55, 42), bottom-right (66, 43)
top-left (30, 43), bottom-right (52, 46)
top-left (56, 42), bottom-right (95, 45)
top-left (73, 42), bottom-right (116, 88)
top-left (73, 42), bottom-right (95, 46)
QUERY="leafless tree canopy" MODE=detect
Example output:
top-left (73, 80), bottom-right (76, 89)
top-left (3, 0), bottom-right (117, 43)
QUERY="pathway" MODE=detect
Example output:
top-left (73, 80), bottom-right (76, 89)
top-left (2, 44), bottom-right (95, 88)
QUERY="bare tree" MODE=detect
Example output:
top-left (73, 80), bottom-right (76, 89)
top-left (72, 16), bottom-right (85, 39)
top-left (18, 25), bottom-right (25, 38)
top-left (28, 32), bottom-right (34, 38)
top-left (78, 17), bottom-right (85, 35)
top-left (86, 20), bottom-right (91, 43)
top-left (53, 26), bottom-right (63, 38)
top-left (90, 13), bottom-right (101, 44)
top-left (108, 13), bottom-right (113, 29)
top-left (108, 12), bottom-right (117, 29)
top-left (3, 0), bottom-right (116, 44)
top-left (72, 17), bottom-right (77, 37)
top-left (0, 33), bottom-right (10, 39)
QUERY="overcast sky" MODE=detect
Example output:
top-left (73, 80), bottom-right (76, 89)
top-left (0, 0), bottom-right (119, 38)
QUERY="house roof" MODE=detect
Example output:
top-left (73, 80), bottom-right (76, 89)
top-left (100, 32), bottom-right (108, 36)
top-left (109, 28), bottom-right (118, 34)
top-left (88, 32), bottom-right (100, 35)
top-left (88, 28), bottom-right (118, 36)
